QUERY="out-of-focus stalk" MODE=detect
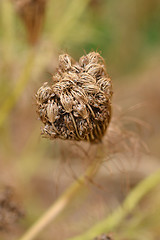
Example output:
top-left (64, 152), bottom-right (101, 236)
top-left (1, 0), bottom-right (15, 62)
top-left (68, 168), bottom-right (160, 240)
top-left (18, 146), bottom-right (103, 240)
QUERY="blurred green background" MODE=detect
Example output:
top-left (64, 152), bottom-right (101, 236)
top-left (0, 0), bottom-right (160, 240)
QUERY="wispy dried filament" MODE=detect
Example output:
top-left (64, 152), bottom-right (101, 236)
top-left (36, 52), bottom-right (113, 143)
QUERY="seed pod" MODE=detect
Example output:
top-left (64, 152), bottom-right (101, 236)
top-left (87, 52), bottom-right (105, 65)
top-left (36, 52), bottom-right (113, 143)
top-left (97, 77), bottom-right (112, 97)
top-left (59, 54), bottom-right (73, 72)
top-left (36, 82), bottom-right (51, 104)
top-left (79, 73), bottom-right (96, 84)
top-left (71, 86), bottom-right (88, 104)
top-left (47, 101), bottom-right (58, 123)
top-left (82, 83), bottom-right (99, 94)
top-left (60, 92), bottom-right (73, 113)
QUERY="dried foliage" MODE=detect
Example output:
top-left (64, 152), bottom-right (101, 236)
top-left (0, 186), bottom-right (24, 232)
top-left (36, 52), bottom-right (113, 143)
top-left (11, 0), bottom-right (47, 44)
top-left (93, 233), bottom-right (113, 240)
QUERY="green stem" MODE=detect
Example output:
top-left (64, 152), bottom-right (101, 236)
top-left (0, 51), bottom-right (35, 128)
top-left (17, 151), bottom-right (102, 240)
top-left (68, 168), bottom-right (160, 240)
top-left (1, 0), bottom-right (15, 62)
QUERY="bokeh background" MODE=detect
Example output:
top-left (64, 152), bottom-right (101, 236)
top-left (0, 0), bottom-right (160, 240)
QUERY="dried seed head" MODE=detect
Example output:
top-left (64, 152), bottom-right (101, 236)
top-left (11, 0), bottom-right (47, 45)
top-left (36, 52), bottom-right (113, 143)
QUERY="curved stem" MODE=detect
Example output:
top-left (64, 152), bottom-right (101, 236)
top-left (18, 148), bottom-right (102, 240)
top-left (68, 168), bottom-right (160, 240)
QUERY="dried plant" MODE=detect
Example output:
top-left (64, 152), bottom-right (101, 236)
top-left (36, 52), bottom-right (113, 143)
top-left (11, 0), bottom-right (47, 45)
top-left (0, 186), bottom-right (24, 231)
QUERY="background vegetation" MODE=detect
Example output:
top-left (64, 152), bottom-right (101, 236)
top-left (0, 0), bottom-right (160, 239)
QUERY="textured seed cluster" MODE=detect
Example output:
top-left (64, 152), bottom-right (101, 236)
top-left (36, 52), bottom-right (113, 143)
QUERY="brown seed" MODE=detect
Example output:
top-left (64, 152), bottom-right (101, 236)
top-left (60, 92), bottom-right (73, 113)
top-left (36, 82), bottom-right (51, 104)
top-left (47, 101), bottom-right (59, 123)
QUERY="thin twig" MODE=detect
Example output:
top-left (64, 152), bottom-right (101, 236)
top-left (18, 147), bottom-right (103, 240)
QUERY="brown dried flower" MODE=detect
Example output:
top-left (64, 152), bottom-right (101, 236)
top-left (36, 52), bottom-right (113, 143)
top-left (11, 0), bottom-right (47, 45)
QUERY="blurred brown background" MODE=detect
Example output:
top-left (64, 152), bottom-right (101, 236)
top-left (0, 0), bottom-right (160, 239)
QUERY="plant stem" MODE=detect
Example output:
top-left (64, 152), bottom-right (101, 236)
top-left (68, 168), bottom-right (160, 240)
top-left (0, 51), bottom-right (35, 128)
top-left (1, 0), bottom-right (15, 63)
top-left (18, 149), bottom-right (102, 240)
